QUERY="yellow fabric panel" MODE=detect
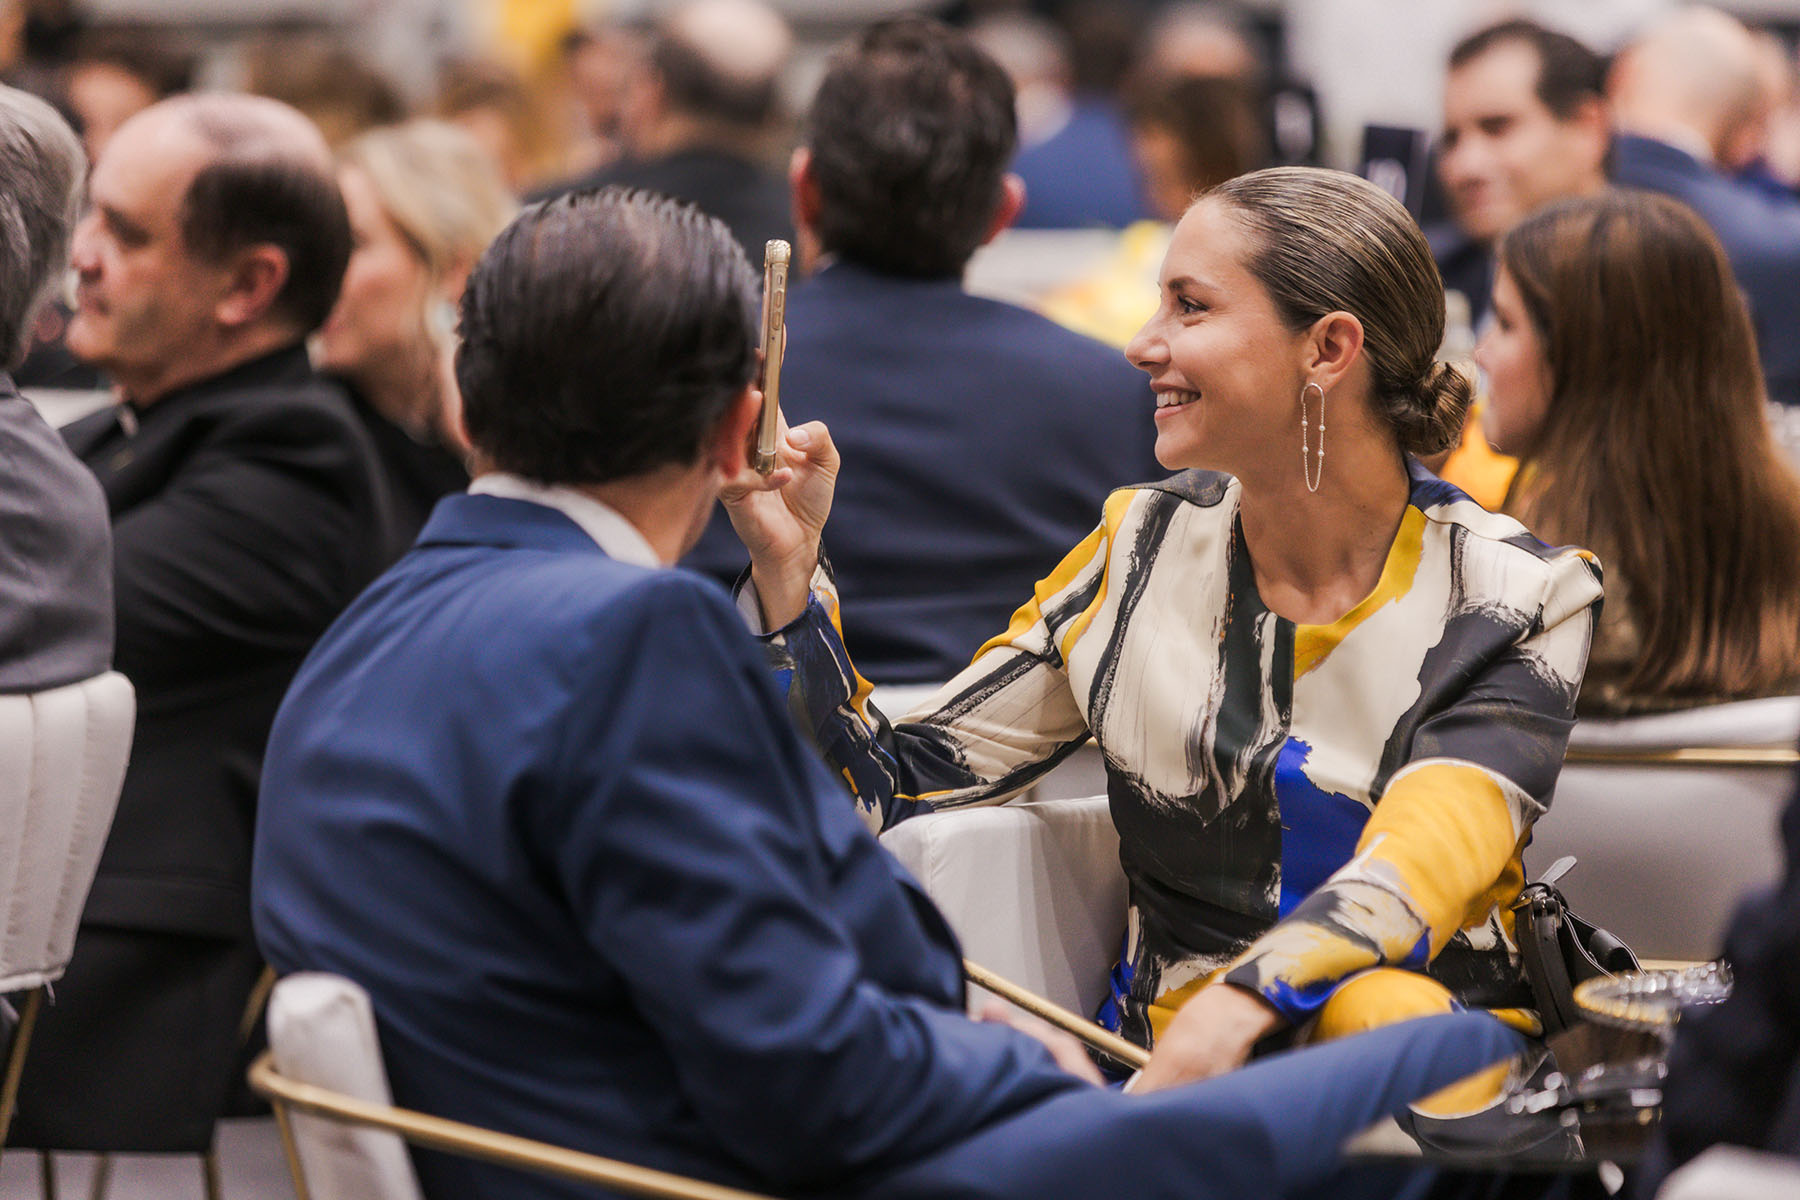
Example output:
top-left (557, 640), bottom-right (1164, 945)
top-left (1357, 762), bottom-right (1521, 958)
top-left (818, 584), bottom-right (878, 727)
top-left (1437, 400), bottom-right (1519, 511)
top-left (970, 489), bottom-right (1131, 665)
top-left (493, 0), bottom-right (579, 73)
top-left (1309, 967), bottom-right (1455, 1041)
top-left (1146, 969), bottom-right (1222, 1042)
top-left (1309, 968), bottom-right (1507, 1113)
top-left (1035, 221), bottom-right (1168, 349)
top-left (1293, 504), bottom-right (1427, 679)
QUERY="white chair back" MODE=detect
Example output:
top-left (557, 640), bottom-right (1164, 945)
top-left (0, 672), bottom-right (133, 991)
top-left (1658, 1146), bottom-right (1800, 1199)
top-left (1531, 695), bottom-right (1800, 961)
top-left (879, 795), bottom-right (1124, 1017)
top-left (266, 973), bottom-right (425, 1200)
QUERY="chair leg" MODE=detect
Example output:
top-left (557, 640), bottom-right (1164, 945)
top-left (272, 1102), bottom-right (311, 1200)
top-left (0, 986), bottom-right (46, 1147)
top-left (37, 1149), bottom-right (55, 1200)
top-left (202, 1145), bottom-right (223, 1200)
top-left (85, 1153), bottom-right (109, 1200)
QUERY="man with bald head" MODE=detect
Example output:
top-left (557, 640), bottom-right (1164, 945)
top-left (1612, 5), bottom-right (1800, 405)
top-left (9, 92), bottom-right (390, 1154)
top-left (536, 0), bottom-right (793, 258)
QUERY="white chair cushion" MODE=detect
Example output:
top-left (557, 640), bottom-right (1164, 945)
top-left (880, 795), bottom-right (1125, 1018)
top-left (1568, 695), bottom-right (1800, 750)
top-left (1658, 1146), bottom-right (1800, 1199)
top-left (0, 672), bottom-right (132, 991)
top-left (267, 972), bottom-right (425, 1200)
top-left (1533, 696), bottom-right (1800, 961)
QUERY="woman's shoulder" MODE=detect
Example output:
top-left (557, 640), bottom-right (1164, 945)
top-left (1408, 468), bottom-right (1604, 620)
top-left (1127, 468), bottom-right (1237, 509)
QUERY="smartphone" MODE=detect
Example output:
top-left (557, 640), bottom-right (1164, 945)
top-left (753, 239), bottom-right (790, 475)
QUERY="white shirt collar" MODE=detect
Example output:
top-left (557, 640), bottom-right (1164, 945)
top-left (468, 472), bottom-right (662, 568)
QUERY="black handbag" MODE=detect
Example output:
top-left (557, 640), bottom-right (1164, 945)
top-left (1512, 855), bottom-right (1640, 1036)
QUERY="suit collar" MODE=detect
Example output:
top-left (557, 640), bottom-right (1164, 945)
top-left (129, 342), bottom-right (315, 415)
top-left (1614, 132), bottom-right (1712, 177)
top-left (416, 492), bottom-right (636, 561)
top-left (0, 371), bottom-right (17, 403)
top-left (811, 260), bottom-right (966, 294)
top-left (467, 473), bottom-right (660, 566)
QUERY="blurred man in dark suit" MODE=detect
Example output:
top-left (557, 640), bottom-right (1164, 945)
top-left (683, 18), bottom-right (1161, 685)
top-left (1647, 759), bottom-right (1800, 1190)
top-left (1431, 19), bottom-right (1609, 330)
top-left (0, 83), bottom-right (111, 693)
top-left (1612, 6), bottom-right (1800, 405)
top-left (10, 91), bottom-right (388, 1155)
top-left (534, 0), bottom-right (791, 260)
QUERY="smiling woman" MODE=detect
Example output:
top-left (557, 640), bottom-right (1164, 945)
top-left (727, 165), bottom-right (1603, 1099)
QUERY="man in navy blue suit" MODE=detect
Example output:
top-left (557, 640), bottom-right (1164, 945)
top-left (682, 19), bottom-right (1162, 685)
top-left (1611, 7), bottom-right (1800, 406)
top-left (253, 186), bottom-right (1523, 1200)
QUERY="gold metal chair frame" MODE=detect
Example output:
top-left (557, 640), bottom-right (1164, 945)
top-left (247, 1052), bottom-right (779, 1200)
top-left (0, 986), bottom-right (46, 1145)
top-left (247, 961), bottom-right (1131, 1200)
top-left (963, 960), bottom-right (1149, 1070)
top-left (1562, 746), bottom-right (1800, 766)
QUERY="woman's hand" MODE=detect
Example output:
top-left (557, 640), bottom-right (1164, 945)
top-left (719, 415), bottom-right (839, 629)
top-left (1130, 983), bottom-right (1285, 1094)
top-left (973, 998), bottom-right (1105, 1086)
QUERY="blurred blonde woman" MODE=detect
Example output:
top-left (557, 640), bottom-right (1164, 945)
top-left (318, 119), bottom-right (516, 559)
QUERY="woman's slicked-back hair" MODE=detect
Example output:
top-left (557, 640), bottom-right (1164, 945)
top-left (1498, 188), bottom-right (1800, 703)
top-left (456, 188), bottom-right (758, 485)
top-left (1203, 166), bottom-right (1470, 456)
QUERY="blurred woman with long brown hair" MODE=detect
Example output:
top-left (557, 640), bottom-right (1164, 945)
top-left (1477, 188), bottom-right (1800, 713)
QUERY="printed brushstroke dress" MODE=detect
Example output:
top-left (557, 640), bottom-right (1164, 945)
top-left (765, 462), bottom-right (1604, 1047)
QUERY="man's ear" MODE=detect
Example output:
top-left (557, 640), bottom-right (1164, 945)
top-left (1303, 311), bottom-right (1366, 393)
top-left (981, 173), bottom-right (1026, 246)
top-left (707, 383), bottom-right (761, 479)
top-left (214, 244), bottom-right (290, 330)
top-left (1566, 95), bottom-right (1613, 177)
top-left (790, 146), bottom-right (820, 234)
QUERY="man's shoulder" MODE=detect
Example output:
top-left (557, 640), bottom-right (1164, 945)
top-left (794, 269), bottom-right (1138, 382)
top-left (0, 392), bottom-right (102, 497)
top-left (153, 363), bottom-right (373, 464)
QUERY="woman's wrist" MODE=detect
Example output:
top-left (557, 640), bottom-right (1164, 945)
top-left (750, 554), bottom-right (818, 630)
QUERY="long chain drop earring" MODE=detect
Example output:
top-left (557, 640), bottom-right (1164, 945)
top-left (1300, 381), bottom-right (1326, 493)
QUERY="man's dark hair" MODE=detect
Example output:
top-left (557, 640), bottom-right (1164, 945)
top-left (807, 17), bottom-right (1017, 278)
top-left (1448, 19), bottom-right (1606, 119)
top-left (177, 101), bottom-right (352, 335)
top-left (457, 188), bottom-right (758, 486)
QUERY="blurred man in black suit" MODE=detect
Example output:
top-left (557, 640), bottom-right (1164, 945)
top-left (9, 91), bottom-right (389, 1154)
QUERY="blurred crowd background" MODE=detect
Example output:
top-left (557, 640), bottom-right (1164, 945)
top-left (5, 0), bottom-right (1798, 211)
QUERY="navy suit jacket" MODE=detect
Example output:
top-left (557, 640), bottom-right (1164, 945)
top-left (252, 494), bottom-right (1083, 1199)
top-left (683, 261), bottom-right (1162, 684)
top-left (1614, 133), bottom-right (1800, 405)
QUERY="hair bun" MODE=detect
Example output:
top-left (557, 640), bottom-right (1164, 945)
top-left (1396, 360), bottom-right (1475, 457)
